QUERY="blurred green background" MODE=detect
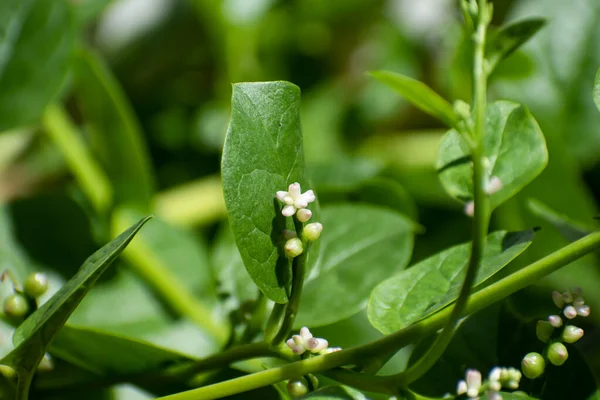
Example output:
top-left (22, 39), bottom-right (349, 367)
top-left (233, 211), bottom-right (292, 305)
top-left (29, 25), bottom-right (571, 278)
top-left (1, 0), bottom-right (600, 398)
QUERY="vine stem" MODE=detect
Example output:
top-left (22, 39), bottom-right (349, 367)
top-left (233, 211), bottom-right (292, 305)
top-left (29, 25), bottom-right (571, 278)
top-left (392, 0), bottom-right (491, 385)
top-left (155, 229), bottom-right (600, 399)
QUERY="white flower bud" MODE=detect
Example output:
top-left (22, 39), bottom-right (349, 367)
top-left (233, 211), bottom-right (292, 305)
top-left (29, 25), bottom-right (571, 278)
top-left (563, 305), bottom-right (577, 319)
top-left (457, 380), bottom-right (467, 395)
top-left (576, 305), bottom-right (590, 317)
top-left (284, 238), bottom-right (303, 258)
top-left (465, 201), bottom-right (474, 217)
top-left (466, 369), bottom-right (481, 397)
top-left (547, 343), bottom-right (568, 366)
top-left (548, 315), bottom-right (563, 328)
top-left (485, 176), bottom-right (503, 195)
top-left (562, 325), bottom-right (584, 343)
top-left (303, 222), bottom-right (323, 241)
top-left (489, 367), bottom-right (501, 382)
top-left (296, 209), bottom-right (312, 222)
top-left (489, 381), bottom-right (502, 392)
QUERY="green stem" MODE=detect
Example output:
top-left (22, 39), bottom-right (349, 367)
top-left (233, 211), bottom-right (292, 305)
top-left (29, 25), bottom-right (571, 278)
top-left (41, 104), bottom-right (113, 214)
top-left (271, 248), bottom-right (308, 345)
top-left (265, 302), bottom-right (287, 343)
top-left (156, 227), bottom-right (600, 399)
top-left (393, 0), bottom-right (491, 386)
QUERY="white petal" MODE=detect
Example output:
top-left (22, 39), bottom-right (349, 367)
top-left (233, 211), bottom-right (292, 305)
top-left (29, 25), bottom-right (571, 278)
top-left (288, 183), bottom-right (301, 198)
top-left (276, 191), bottom-right (289, 202)
top-left (301, 190), bottom-right (316, 203)
top-left (306, 338), bottom-right (319, 350)
top-left (286, 339), bottom-right (296, 349)
top-left (488, 367), bottom-right (501, 382)
top-left (282, 205), bottom-right (296, 217)
top-left (300, 327), bottom-right (312, 341)
top-left (291, 345), bottom-right (306, 355)
top-left (466, 369), bottom-right (481, 393)
top-left (294, 198), bottom-right (308, 209)
top-left (576, 304), bottom-right (590, 317)
top-left (313, 338), bottom-right (328, 352)
top-left (283, 195), bottom-right (294, 205)
top-left (292, 335), bottom-right (304, 346)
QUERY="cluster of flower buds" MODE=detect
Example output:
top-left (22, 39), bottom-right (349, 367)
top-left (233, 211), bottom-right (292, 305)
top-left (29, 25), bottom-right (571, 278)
top-left (523, 288), bottom-right (590, 379)
top-left (1, 271), bottom-right (48, 319)
top-left (457, 367), bottom-right (521, 400)
top-left (276, 183), bottom-right (323, 258)
top-left (285, 327), bottom-right (340, 356)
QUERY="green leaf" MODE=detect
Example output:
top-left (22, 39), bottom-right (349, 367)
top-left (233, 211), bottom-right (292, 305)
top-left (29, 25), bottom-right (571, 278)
top-left (74, 49), bottom-right (154, 211)
top-left (594, 68), bottom-right (600, 113)
top-left (370, 70), bottom-right (459, 128)
top-left (368, 230), bottom-right (534, 334)
top-left (49, 324), bottom-right (192, 376)
top-left (295, 204), bottom-right (415, 328)
top-left (0, 0), bottom-right (75, 131)
top-left (436, 101), bottom-right (548, 209)
top-left (211, 223), bottom-right (257, 308)
top-left (222, 81), bottom-right (310, 304)
top-left (300, 385), bottom-right (367, 399)
top-left (486, 18), bottom-right (546, 75)
top-left (1, 216), bottom-right (151, 397)
top-left (527, 198), bottom-right (593, 242)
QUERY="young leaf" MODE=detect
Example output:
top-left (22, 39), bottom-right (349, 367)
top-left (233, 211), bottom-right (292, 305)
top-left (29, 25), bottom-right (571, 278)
top-left (486, 18), bottom-right (546, 75)
top-left (0, 0), bottom-right (75, 132)
top-left (370, 70), bottom-right (459, 128)
top-left (74, 50), bottom-right (154, 211)
top-left (368, 230), bottom-right (534, 334)
top-left (594, 68), bottom-right (600, 113)
top-left (294, 204), bottom-right (415, 328)
top-left (0, 216), bottom-right (151, 396)
top-left (222, 81), bottom-right (310, 304)
top-left (436, 101), bottom-right (548, 209)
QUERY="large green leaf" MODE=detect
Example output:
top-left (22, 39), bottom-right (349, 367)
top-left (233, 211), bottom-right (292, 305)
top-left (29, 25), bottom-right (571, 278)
top-left (0, 0), bottom-right (75, 132)
top-left (222, 81), bottom-right (311, 304)
top-left (436, 101), bottom-right (548, 209)
top-left (594, 68), bottom-right (600, 113)
top-left (368, 230), bottom-right (534, 334)
top-left (294, 204), bottom-right (415, 328)
top-left (74, 50), bottom-right (154, 211)
top-left (486, 18), bottom-right (546, 75)
top-left (49, 324), bottom-right (192, 376)
top-left (1, 216), bottom-right (151, 398)
top-left (370, 70), bottom-right (458, 128)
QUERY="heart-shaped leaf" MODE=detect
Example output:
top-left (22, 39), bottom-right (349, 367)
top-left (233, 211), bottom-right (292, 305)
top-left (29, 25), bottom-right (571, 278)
top-left (368, 230), bottom-right (534, 334)
top-left (370, 70), bottom-right (459, 128)
top-left (436, 101), bottom-right (548, 209)
top-left (486, 18), bottom-right (546, 75)
top-left (0, 0), bottom-right (75, 132)
top-left (294, 204), bottom-right (415, 328)
top-left (1, 216), bottom-right (151, 397)
top-left (222, 81), bottom-right (313, 304)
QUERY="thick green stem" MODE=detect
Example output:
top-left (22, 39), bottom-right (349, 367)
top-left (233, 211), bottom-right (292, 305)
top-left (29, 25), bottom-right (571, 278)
top-left (42, 104), bottom-right (113, 214)
top-left (393, 0), bottom-right (491, 386)
top-left (155, 229), bottom-right (600, 399)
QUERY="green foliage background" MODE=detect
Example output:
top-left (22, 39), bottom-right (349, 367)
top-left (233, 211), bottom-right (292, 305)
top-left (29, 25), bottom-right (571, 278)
top-left (0, 0), bottom-right (599, 399)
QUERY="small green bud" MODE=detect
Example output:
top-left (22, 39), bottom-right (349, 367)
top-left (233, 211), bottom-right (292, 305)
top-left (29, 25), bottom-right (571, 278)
top-left (284, 238), bottom-right (303, 258)
top-left (562, 325), bottom-right (584, 343)
top-left (0, 365), bottom-right (16, 380)
top-left (453, 100), bottom-right (471, 121)
top-left (3, 293), bottom-right (29, 318)
top-left (536, 320), bottom-right (554, 343)
top-left (547, 342), bottom-right (568, 366)
top-left (521, 352), bottom-right (545, 379)
top-left (303, 223), bottom-right (323, 242)
top-left (23, 272), bottom-right (49, 298)
top-left (287, 378), bottom-right (308, 397)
